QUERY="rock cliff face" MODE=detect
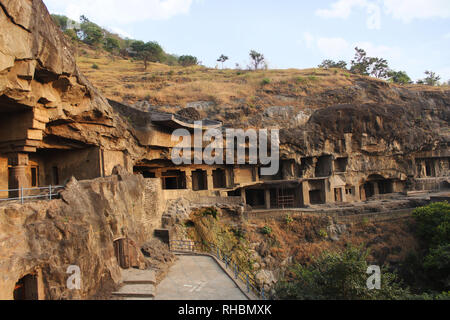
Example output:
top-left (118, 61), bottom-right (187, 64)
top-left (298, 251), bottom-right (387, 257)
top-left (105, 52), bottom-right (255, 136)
top-left (0, 0), bottom-right (142, 157)
top-left (0, 168), bottom-right (163, 300)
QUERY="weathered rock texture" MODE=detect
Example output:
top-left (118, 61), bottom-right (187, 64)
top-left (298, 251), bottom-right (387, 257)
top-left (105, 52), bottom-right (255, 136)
top-left (0, 0), bottom-right (143, 157)
top-left (0, 169), bottom-right (162, 300)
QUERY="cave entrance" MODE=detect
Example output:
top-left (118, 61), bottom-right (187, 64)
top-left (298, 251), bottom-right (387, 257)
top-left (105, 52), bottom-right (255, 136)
top-left (14, 273), bottom-right (38, 300)
top-left (192, 169), bottom-right (208, 191)
top-left (334, 188), bottom-right (343, 202)
top-left (308, 180), bottom-right (326, 205)
top-left (212, 168), bottom-right (227, 189)
top-left (245, 189), bottom-right (266, 209)
top-left (364, 182), bottom-right (375, 198)
top-left (114, 238), bottom-right (132, 269)
top-left (334, 157), bottom-right (348, 173)
top-left (162, 170), bottom-right (186, 190)
top-left (364, 174), bottom-right (394, 198)
top-left (315, 156), bottom-right (332, 177)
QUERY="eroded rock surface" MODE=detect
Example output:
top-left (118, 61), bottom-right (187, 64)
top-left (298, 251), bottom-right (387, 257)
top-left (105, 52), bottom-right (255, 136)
top-left (0, 169), bottom-right (161, 300)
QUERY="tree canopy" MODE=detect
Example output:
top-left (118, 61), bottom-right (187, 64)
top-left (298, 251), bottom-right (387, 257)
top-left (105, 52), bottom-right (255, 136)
top-left (318, 59), bottom-right (348, 70)
top-left (249, 50), bottom-right (266, 70)
top-left (178, 55), bottom-right (199, 67)
top-left (131, 41), bottom-right (165, 70)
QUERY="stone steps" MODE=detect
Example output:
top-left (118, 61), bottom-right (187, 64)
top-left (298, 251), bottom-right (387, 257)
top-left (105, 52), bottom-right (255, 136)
top-left (112, 284), bottom-right (155, 298)
top-left (112, 269), bottom-right (157, 299)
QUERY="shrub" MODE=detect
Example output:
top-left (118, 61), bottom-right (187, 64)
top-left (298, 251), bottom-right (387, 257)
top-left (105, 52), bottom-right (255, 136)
top-left (261, 226), bottom-right (272, 235)
top-left (201, 207), bottom-right (219, 220)
top-left (261, 78), bottom-right (271, 85)
top-left (285, 214), bottom-right (293, 225)
top-left (275, 246), bottom-right (410, 300)
top-left (413, 202), bottom-right (450, 248)
top-left (318, 229), bottom-right (328, 239)
top-left (91, 63), bottom-right (99, 69)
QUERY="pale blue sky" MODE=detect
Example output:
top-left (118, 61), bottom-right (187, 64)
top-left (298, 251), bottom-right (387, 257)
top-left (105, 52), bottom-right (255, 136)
top-left (44, 0), bottom-right (450, 81)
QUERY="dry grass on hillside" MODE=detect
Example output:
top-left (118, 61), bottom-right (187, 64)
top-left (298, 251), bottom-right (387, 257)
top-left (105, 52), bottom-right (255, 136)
top-left (246, 215), bottom-right (418, 266)
top-left (75, 43), bottom-right (450, 110)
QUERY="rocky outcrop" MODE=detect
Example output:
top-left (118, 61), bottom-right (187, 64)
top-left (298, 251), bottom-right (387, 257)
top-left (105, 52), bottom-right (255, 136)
top-left (0, 168), bottom-right (162, 300)
top-left (0, 0), bottom-right (143, 158)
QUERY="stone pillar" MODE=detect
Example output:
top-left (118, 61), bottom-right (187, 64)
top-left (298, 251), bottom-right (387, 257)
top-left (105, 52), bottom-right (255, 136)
top-left (302, 182), bottom-right (310, 206)
top-left (373, 182), bottom-right (380, 195)
top-left (207, 169), bottom-right (214, 190)
top-left (241, 188), bottom-right (247, 204)
top-left (185, 169), bottom-right (193, 190)
top-left (265, 188), bottom-right (271, 209)
top-left (8, 153), bottom-right (30, 198)
top-left (360, 185), bottom-right (366, 201)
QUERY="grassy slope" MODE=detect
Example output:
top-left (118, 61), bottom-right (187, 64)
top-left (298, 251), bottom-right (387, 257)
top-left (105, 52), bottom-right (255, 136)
top-left (76, 43), bottom-right (449, 116)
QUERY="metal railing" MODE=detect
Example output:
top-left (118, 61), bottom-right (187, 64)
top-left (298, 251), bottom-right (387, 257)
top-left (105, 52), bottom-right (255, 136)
top-left (169, 240), bottom-right (267, 300)
top-left (0, 185), bottom-right (64, 204)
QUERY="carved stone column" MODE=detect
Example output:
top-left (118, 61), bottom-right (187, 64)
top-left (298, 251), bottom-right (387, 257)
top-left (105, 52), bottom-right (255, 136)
top-left (8, 153), bottom-right (30, 198)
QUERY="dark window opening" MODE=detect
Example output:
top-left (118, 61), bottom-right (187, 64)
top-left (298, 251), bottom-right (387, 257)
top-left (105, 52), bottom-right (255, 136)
top-left (245, 189), bottom-right (265, 208)
top-left (213, 169), bottom-right (227, 189)
top-left (228, 189), bottom-right (241, 197)
top-left (142, 171), bottom-right (156, 179)
top-left (334, 157), bottom-right (348, 173)
top-left (14, 274), bottom-right (38, 300)
top-left (315, 156), bottom-right (332, 177)
top-left (162, 170), bottom-right (186, 190)
top-left (378, 180), bottom-right (393, 194)
top-left (52, 166), bottom-right (59, 185)
top-left (192, 169), bottom-right (208, 191)
top-left (309, 190), bottom-right (325, 204)
top-left (31, 167), bottom-right (38, 187)
top-left (364, 182), bottom-right (375, 198)
top-left (425, 160), bottom-right (435, 177)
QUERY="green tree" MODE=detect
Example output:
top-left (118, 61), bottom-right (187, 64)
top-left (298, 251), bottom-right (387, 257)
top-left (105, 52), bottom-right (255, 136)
top-left (371, 57), bottom-right (389, 79)
top-left (178, 55), bottom-right (199, 67)
top-left (79, 16), bottom-right (104, 47)
top-left (318, 59), bottom-right (348, 70)
top-left (422, 70), bottom-right (441, 86)
top-left (51, 14), bottom-right (69, 31)
top-left (64, 29), bottom-right (79, 42)
top-left (413, 202), bottom-right (450, 248)
top-left (350, 47), bottom-right (372, 76)
top-left (217, 54), bottom-right (229, 69)
top-left (388, 70), bottom-right (412, 84)
top-left (104, 37), bottom-right (120, 53)
top-left (249, 50), bottom-right (266, 70)
top-left (131, 41), bottom-right (165, 70)
top-left (275, 245), bottom-right (409, 300)
top-left (412, 202), bottom-right (450, 291)
top-left (350, 47), bottom-right (390, 79)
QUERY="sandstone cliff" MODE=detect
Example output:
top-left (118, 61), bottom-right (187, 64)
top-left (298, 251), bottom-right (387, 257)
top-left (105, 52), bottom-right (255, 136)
top-left (0, 168), bottom-right (163, 300)
top-left (0, 0), bottom-right (143, 158)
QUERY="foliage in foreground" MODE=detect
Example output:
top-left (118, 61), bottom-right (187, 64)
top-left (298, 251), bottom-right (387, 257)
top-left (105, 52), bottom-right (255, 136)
top-left (275, 246), bottom-right (410, 300)
top-left (409, 202), bottom-right (450, 291)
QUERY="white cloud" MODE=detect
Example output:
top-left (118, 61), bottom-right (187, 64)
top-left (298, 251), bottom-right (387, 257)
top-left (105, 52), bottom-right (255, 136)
top-left (383, 0), bottom-right (450, 23)
top-left (303, 33), bottom-right (401, 61)
top-left (43, 0), bottom-right (197, 24)
top-left (316, 0), bottom-right (450, 29)
top-left (303, 32), bottom-right (315, 49)
top-left (109, 27), bottom-right (134, 39)
top-left (315, 0), bottom-right (381, 29)
top-left (316, 37), bottom-right (351, 59)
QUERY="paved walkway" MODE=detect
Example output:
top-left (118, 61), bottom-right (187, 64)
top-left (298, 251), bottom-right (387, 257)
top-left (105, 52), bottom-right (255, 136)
top-left (155, 255), bottom-right (248, 300)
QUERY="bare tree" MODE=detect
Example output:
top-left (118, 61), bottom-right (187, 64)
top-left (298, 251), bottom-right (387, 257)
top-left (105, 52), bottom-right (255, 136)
top-left (249, 50), bottom-right (266, 70)
top-left (217, 54), bottom-right (229, 69)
